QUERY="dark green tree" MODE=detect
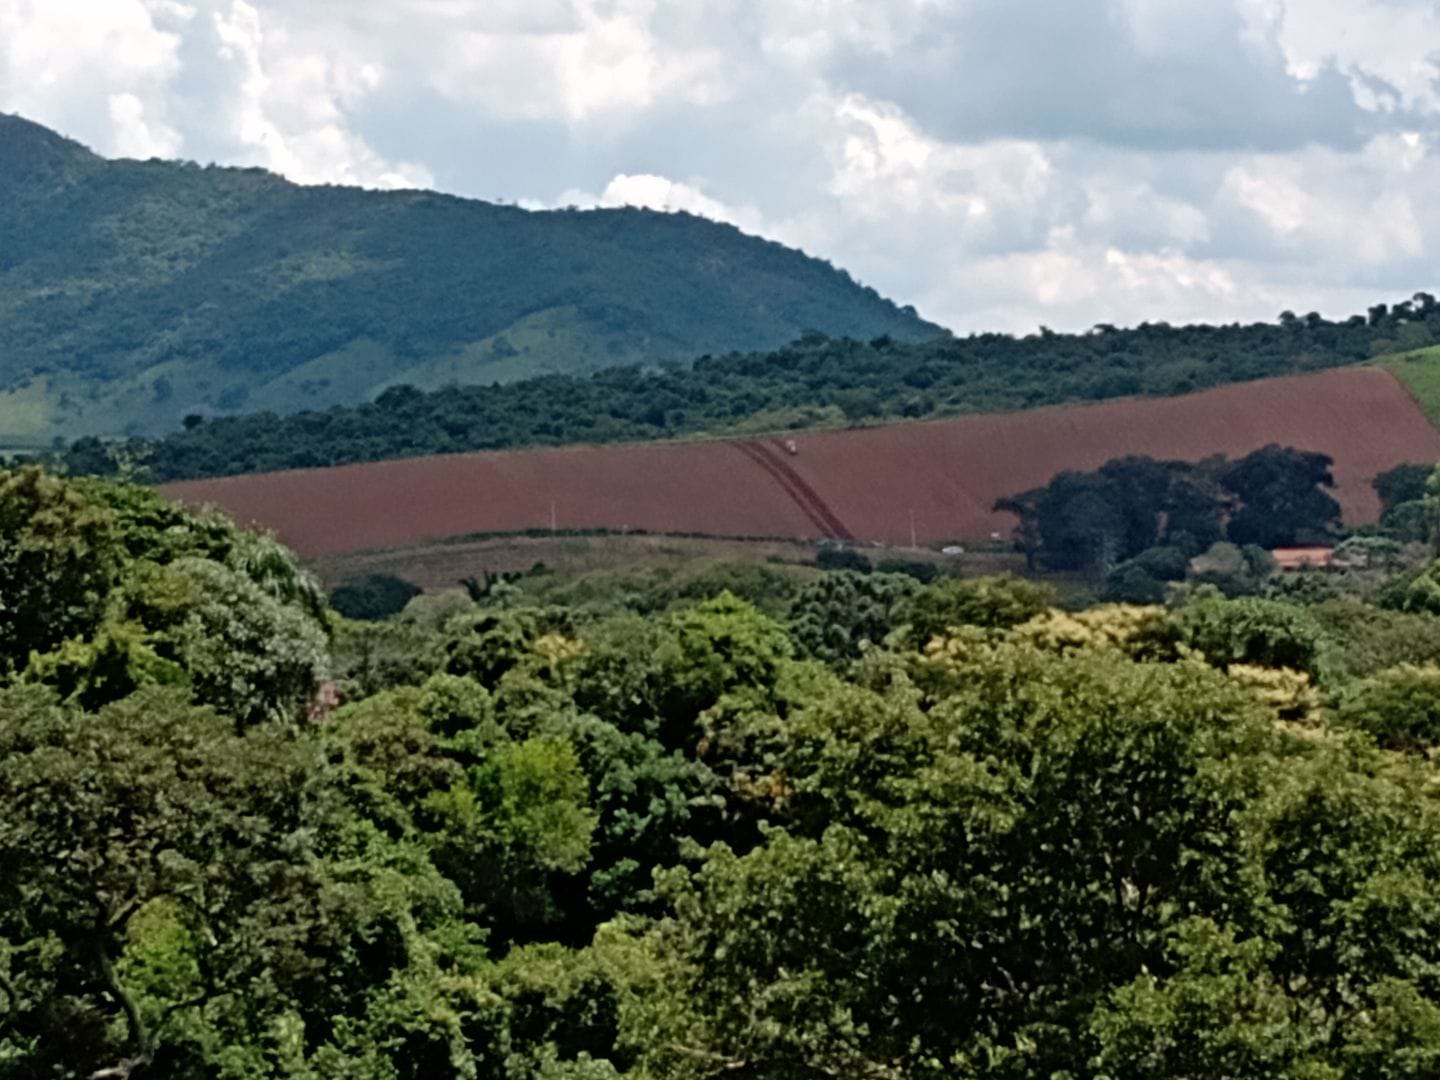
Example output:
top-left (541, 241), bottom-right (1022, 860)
top-left (1223, 444), bottom-right (1341, 548)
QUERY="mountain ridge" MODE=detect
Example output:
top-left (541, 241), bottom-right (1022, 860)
top-left (0, 114), bottom-right (943, 444)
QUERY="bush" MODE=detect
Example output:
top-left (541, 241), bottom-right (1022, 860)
top-left (874, 558), bottom-right (940, 584)
top-left (1379, 560), bottom-right (1440, 616)
top-left (1311, 599), bottom-right (1440, 682)
top-left (1180, 594), bottom-right (1328, 676)
top-left (899, 575), bottom-right (1054, 647)
top-left (330, 573), bottom-right (423, 621)
top-left (1188, 542), bottom-right (1274, 597)
top-left (1105, 545), bottom-right (1190, 603)
top-left (1104, 563), bottom-right (1166, 604)
top-left (1130, 544), bottom-right (1191, 581)
top-left (1335, 664), bottom-right (1440, 750)
top-left (788, 571), bottom-right (918, 666)
top-left (815, 546), bottom-right (871, 573)
top-left (1380, 500), bottom-right (1433, 544)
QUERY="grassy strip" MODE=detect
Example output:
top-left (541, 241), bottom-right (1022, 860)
top-left (1379, 345), bottom-right (1440, 428)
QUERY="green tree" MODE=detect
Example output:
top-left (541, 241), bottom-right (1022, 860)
top-left (1335, 664), bottom-right (1440, 751)
top-left (330, 573), bottom-right (424, 621)
top-left (787, 571), bottom-right (917, 666)
top-left (0, 467), bottom-right (122, 672)
top-left (115, 557), bottom-right (329, 726)
top-left (655, 592), bottom-right (793, 745)
top-left (616, 644), bottom-right (1282, 1077)
top-left (424, 736), bottom-right (598, 938)
top-left (1223, 444), bottom-right (1342, 548)
top-left (1180, 593), bottom-right (1328, 676)
top-left (0, 687), bottom-right (334, 1076)
top-left (1373, 463), bottom-right (1432, 516)
top-left (896, 574), bottom-right (1053, 648)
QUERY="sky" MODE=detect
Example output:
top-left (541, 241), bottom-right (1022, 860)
top-left (1, 0), bottom-right (1438, 334)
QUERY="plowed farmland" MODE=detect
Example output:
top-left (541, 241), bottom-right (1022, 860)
top-left (161, 368), bottom-right (1440, 557)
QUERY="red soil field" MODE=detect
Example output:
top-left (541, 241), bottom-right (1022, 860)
top-left (162, 368), bottom-right (1440, 557)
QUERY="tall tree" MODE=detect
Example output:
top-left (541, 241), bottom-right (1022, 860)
top-left (1223, 444), bottom-right (1341, 548)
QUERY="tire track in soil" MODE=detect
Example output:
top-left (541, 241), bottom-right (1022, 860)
top-left (731, 440), bottom-right (855, 541)
top-left (756, 440), bottom-right (856, 541)
top-left (730, 441), bottom-right (831, 537)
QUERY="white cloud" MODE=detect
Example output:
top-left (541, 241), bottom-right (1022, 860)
top-left (822, 95), bottom-right (1053, 230)
top-left (1216, 134), bottom-right (1430, 266)
top-left (599, 173), bottom-right (738, 219)
top-left (206, 0), bottom-right (432, 188)
top-left (428, 0), bottom-right (729, 123)
top-left (0, 0), bottom-right (183, 156)
top-left (106, 91), bottom-right (182, 157)
top-left (1272, 0), bottom-right (1440, 110)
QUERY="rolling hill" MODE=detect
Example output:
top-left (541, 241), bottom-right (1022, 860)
top-left (0, 113), bottom-right (942, 445)
top-left (161, 367), bottom-right (1440, 558)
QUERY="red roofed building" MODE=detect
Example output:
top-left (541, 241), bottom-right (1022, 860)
top-left (1270, 546), bottom-right (1335, 572)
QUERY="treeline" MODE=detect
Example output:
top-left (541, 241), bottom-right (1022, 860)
top-left (15, 468), bottom-right (1440, 1074)
top-left (998, 443), bottom-right (1341, 568)
top-left (60, 292), bottom-right (1440, 481)
top-left (999, 448), bottom-right (1439, 605)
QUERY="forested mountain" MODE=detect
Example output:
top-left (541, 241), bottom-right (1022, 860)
top-left (0, 114), bottom-right (940, 444)
top-left (99, 294), bottom-right (1440, 481)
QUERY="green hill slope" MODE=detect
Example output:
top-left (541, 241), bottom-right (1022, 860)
top-left (1378, 344), bottom-right (1440, 427)
top-left (0, 114), bottom-right (942, 444)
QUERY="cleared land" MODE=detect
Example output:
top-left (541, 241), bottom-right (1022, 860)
top-left (163, 368), bottom-right (1440, 557)
top-left (308, 533), bottom-right (1023, 591)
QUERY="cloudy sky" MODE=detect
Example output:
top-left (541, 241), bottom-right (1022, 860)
top-left (2, 0), bottom-right (1438, 333)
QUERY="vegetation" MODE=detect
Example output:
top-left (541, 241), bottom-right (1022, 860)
top-left (329, 572), bottom-right (424, 621)
top-left (13, 468), bottom-right (1440, 1075)
top-left (41, 293), bottom-right (1440, 481)
top-left (996, 445), bottom-right (1342, 590)
top-left (1380, 344), bottom-right (1440, 427)
top-left (0, 114), bottom-right (937, 445)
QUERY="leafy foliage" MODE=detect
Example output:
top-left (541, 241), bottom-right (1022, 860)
top-left (1000, 445), bottom-right (1341, 576)
top-left (0, 467), bottom-right (122, 671)
top-left (1335, 664), bottom-right (1440, 750)
top-left (787, 570), bottom-right (917, 666)
top-left (330, 572), bottom-right (423, 621)
top-left (1222, 444), bottom-right (1342, 548)
top-left (1179, 592), bottom-right (1329, 676)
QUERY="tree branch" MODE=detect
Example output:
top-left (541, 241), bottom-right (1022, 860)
top-left (91, 922), bottom-right (153, 1080)
top-left (0, 964), bottom-right (17, 1015)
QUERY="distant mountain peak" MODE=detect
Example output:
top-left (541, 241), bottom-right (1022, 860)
top-left (0, 114), bottom-right (98, 187)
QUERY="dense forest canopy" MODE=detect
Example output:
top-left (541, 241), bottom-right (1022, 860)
top-left (0, 114), bottom-right (939, 444)
top-left (12, 468), bottom-right (1440, 1075)
top-left (59, 292), bottom-right (1440, 482)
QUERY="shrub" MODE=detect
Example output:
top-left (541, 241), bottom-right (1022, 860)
top-left (1180, 594), bottom-right (1328, 676)
top-left (330, 573), bottom-right (423, 621)
top-left (1335, 664), bottom-right (1440, 750)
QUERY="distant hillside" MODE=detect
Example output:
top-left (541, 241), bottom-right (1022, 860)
top-left (0, 114), bottom-right (942, 444)
top-left (96, 293), bottom-right (1440, 482)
